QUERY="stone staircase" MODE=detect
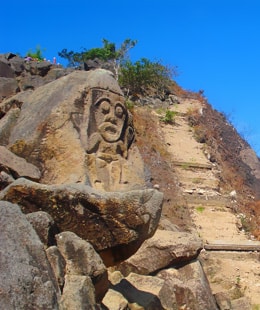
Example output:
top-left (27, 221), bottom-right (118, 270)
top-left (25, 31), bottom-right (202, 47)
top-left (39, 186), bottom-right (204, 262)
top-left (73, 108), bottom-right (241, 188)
top-left (160, 98), bottom-right (260, 305)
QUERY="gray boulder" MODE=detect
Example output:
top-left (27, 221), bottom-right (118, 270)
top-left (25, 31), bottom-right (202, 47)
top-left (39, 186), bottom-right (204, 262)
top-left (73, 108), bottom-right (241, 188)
top-left (46, 246), bottom-right (66, 289)
top-left (118, 229), bottom-right (203, 276)
top-left (0, 60), bottom-right (15, 78)
top-left (0, 145), bottom-right (41, 181)
top-left (56, 231), bottom-right (108, 302)
top-left (19, 72), bottom-right (45, 90)
top-left (24, 60), bottom-right (52, 76)
top-left (26, 211), bottom-right (59, 247)
top-left (157, 261), bottom-right (218, 310)
top-left (59, 275), bottom-right (97, 310)
top-left (8, 55), bottom-right (25, 75)
top-left (0, 77), bottom-right (19, 100)
top-left (124, 273), bottom-right (165, 309)
top-left (0, 201), bottom-right (60, 309)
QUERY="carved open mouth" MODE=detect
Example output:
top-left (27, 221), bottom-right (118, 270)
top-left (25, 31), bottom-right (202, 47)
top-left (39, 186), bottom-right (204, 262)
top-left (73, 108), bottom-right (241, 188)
top-left (105, 124), bottom-right (118, 134)
top-left (99, 123), bottom-right (121, 142)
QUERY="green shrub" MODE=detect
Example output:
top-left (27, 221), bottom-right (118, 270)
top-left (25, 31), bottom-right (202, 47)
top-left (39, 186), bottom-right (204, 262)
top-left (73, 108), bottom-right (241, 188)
top-left (196, 206), bottom-right (205, 213)
top-left (160, 109), bottom-right (176, 124)
top-left (125, 100), bottom-right (135, 111)
top-left (119, 58), bottom-right (174, 96)
top-left (58, 38), bottom-right (136, 71)
top-left (26, 45), bottom-right (45, 61)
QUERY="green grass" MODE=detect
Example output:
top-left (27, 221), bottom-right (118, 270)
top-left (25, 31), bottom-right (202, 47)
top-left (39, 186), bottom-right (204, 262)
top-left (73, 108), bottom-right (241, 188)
top-left (196, 206), bottom-right (205, 213)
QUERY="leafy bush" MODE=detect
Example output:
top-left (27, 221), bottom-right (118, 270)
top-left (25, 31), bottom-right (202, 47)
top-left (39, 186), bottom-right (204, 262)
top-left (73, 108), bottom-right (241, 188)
top-left (26, 45), bottom-right (45, 61)
top-left (58, 40), bottom-right (115, 67)
top-left (119, 58), bottom-right (175, 96)
top-left (159, 109), bottom-right (177, 124)
top-left (58, 38), bottom-right (136, 71)
top-left (58, 38), bottom-right (177, 97)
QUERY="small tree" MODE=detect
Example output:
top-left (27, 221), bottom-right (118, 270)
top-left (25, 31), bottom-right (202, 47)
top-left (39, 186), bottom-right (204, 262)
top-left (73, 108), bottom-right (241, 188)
top-left (58, 38), bottom-right (137, 75)
top-left (113, 38), bottom-right (137, 79)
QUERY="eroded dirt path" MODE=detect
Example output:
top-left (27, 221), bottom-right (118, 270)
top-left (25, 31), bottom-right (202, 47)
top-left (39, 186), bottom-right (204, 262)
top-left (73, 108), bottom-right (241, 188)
top-left (158, 98), bottom-right (260, 306)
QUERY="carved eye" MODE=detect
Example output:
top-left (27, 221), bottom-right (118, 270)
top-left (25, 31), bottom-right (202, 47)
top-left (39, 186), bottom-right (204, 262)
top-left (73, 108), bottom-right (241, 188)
top-left (115, 104), bottom-right (124, 118)
top-left (100, 100), bottom-right (110, 114)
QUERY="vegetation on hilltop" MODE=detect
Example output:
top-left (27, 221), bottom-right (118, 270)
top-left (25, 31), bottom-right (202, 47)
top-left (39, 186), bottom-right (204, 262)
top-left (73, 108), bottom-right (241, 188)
top-left (26, 45), bottom-right (45, 61)
top-left (58, 38), bottom-right (177, 97)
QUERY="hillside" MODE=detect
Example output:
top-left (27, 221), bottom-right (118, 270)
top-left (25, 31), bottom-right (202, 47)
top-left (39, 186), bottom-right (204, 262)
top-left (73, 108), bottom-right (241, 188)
top-left (0, 53), bottom-right (260, 309)
top-left (132, 95), bottom-right (260, 306)
top-left (133, 89), bottom-right (260, 239)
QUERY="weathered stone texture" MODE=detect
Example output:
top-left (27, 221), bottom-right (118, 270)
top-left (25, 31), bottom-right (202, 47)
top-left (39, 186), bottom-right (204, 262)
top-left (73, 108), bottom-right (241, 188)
top-left (157, 261), bottom-right (218, 310)
top-left (118, 229), bottom-right (203, 276)
top-left (0, 201), bottom-right (60, 309)
top-left (46, 245), bottom-right (66, 289)
top-left (0, 178), bottom-right (163, 264)
top-left (59, 275), bottom-right (96, 310)
top-left (0, 69), bottom-right (145, 190)
top-left (56, 231), bottom-right (108, 302)
top-left (0, 145), bottom-right (41, 180)
top-left (26, 211), bottom-right (59, 247)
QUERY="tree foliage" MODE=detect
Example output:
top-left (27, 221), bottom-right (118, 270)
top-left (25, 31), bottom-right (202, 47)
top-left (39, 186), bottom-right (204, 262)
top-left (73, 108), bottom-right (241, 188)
top-left (118, 58), bottom-right (175, 96)
top-left (58, 38), bottom-right (175, 97)
top-left (58, 38), bottom-right (136, 70)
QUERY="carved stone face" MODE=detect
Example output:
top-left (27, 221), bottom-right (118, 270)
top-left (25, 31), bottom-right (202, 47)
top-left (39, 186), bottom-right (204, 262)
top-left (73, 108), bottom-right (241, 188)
top-left (94, 95), bottom-right (127, 143)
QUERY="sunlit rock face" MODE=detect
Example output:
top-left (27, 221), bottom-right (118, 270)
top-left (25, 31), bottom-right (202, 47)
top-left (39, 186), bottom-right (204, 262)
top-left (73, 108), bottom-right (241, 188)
top-left (2, 69), bottom-right (145, 191)
top-left (0, 69), bottom-right (163, 266)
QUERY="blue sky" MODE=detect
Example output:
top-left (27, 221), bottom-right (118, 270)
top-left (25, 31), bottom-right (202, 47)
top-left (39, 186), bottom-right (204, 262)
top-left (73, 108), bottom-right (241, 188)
top-left (2, 0), bottom-right (260, 155)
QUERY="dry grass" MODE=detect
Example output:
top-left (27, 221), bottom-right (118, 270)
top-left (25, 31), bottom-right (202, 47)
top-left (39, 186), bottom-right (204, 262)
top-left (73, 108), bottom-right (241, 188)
top-left (132, 106), bottom-right (193, 231)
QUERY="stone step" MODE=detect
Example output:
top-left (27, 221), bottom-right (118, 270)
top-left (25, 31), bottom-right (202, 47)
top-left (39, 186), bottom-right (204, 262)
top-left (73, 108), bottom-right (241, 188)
top-left (204, 240), bottom-right (260, 252)
top-left (185, 195), bottom-right (230, 207)
top-left (172, 160), bottom-right (212, 170)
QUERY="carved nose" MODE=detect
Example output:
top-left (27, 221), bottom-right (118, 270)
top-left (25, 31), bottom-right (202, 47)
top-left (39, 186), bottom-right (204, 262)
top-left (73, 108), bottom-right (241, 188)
top-left (106, 115), bottom-right (117, 124)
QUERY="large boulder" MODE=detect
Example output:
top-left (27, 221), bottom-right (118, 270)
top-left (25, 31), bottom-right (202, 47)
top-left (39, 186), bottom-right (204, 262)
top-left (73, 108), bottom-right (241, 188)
top-left (26, 211), bottom-right (59, 248)
top-left (0, 69), bottom-right (145, 191)
top-left (0, 53), bottom-right (25, 75)
top-left (56, 231), bottom-right (108, 302)
top-left (24, 60), bottom-right (52, 76)
top-left (104, 261), bottom-right (217, 310)
top-left (46, 246), bottom-right (66, 289)
top-left (118, 229), bottom-right (203, 276)
top-left (157, 261), bottom-right (218, 310)
top-left (0, 60), bottom-right (15, 78)
top-left (0, 77), bottom-right (19, 100)
top-left (0, 178), bottom-right (163, 265)
top-left (0, 145), bottom-right (41, 181)
top-left (110, 273), bottom-right (165, 310)
top-left (59, 275), bottom-right (97, 310)
top-left (0, 201), bottom-right (60, 309)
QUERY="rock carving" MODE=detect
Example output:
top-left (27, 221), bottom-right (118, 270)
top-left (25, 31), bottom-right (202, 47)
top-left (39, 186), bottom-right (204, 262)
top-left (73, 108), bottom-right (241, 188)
top-left (73, 69), bottom-right (138, 191)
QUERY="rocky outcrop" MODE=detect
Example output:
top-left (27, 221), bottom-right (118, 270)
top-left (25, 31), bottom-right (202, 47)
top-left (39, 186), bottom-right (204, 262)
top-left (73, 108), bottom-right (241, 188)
top-left (0, 201), bottom-right (60, 309)
top-left (0, 77), bottom-right (19, 100)
top-left (104, 259), bottom-right (217, 310)
top-left (0, 53), bottom-right (70, 98)
top-left (0, 178), bottom-right (163, 264)
top-left (0, 53), bottom-right (236, 308)
top-left (0, 69), bottom-right (145, 191)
